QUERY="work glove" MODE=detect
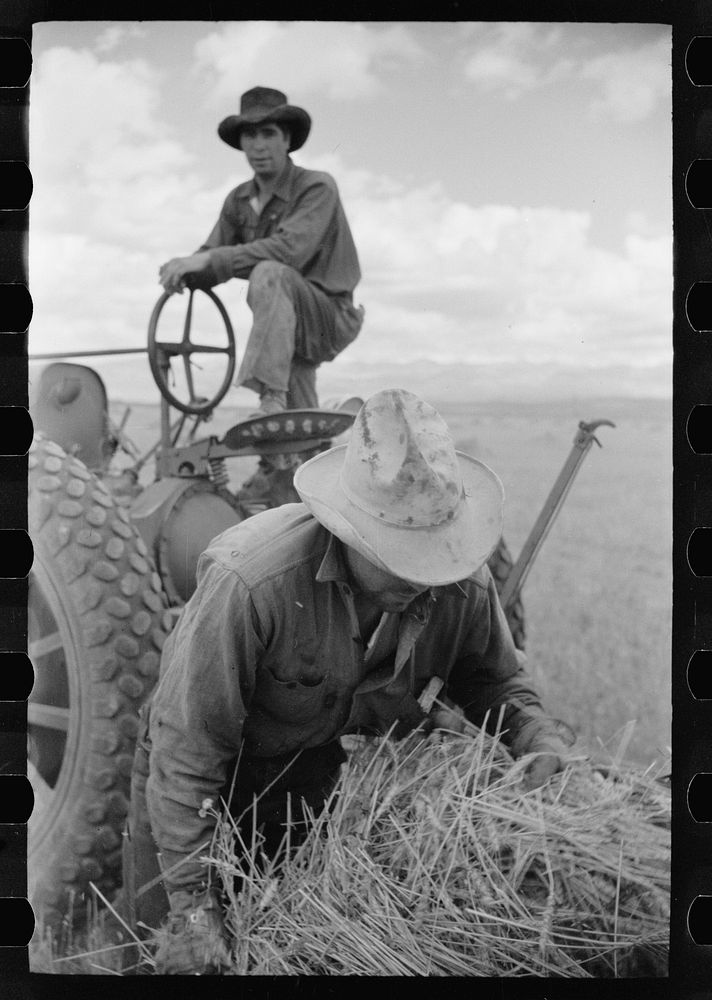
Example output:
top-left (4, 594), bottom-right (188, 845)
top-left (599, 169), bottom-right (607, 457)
top-left (509, 717), bottom-right (575, 791)
top-left (154, 887), bottom-right (232, 975)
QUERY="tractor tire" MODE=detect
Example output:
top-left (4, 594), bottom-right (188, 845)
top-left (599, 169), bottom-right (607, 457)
top-left (487, 536), bottom-right (526, 651)
top-left (28, 435), bottom-right (173, 928)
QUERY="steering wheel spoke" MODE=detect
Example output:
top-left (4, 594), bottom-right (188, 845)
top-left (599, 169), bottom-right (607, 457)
top-left (147, 289), bottom-right (237, 415)
top-left (182, 289), bottom-right (195, 344)
top-left (153, 340), bottom-right (229, 357)
top-left (183, 353), bottom-right (197, 402)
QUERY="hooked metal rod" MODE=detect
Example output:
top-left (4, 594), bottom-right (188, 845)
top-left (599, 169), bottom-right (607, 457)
top-left (499, 419), bottom-right (615, 612)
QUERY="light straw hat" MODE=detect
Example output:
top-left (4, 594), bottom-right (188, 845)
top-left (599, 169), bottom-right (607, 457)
top-left (294, 389), bottom-right (504, 586)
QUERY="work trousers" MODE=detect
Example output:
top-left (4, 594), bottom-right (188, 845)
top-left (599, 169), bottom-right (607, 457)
top-left (236, 261), bottom-right (364, 408)
top-left (121, 712), bottom-right (347, 932)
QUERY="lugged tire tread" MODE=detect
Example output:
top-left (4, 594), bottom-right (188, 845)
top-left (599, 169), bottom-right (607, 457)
top-left (28, 434), bottom-right (171, 926)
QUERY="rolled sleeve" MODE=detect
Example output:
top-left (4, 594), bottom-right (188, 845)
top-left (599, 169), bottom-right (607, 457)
top-left (145, 554), bottom-right (264, 892)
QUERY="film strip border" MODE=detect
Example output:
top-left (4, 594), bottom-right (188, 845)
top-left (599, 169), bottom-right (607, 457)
top-left (0, 6), bottom-right (708, 1000)
top-left (0, 23), bottom-right (35, 978)
top-left (673, 12), bottom-right (712, 995)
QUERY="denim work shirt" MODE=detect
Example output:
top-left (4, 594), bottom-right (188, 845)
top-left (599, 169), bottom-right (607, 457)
top-left (198, 158), bottom-right (361, 298)
top-left (146, 504), bottom-right (551, 892)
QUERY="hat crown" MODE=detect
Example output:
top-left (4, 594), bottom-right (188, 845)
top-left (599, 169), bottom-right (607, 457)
top-left (240, 86), bottom-right (290, 119)
top-left (339, 390), bottom-right (464, 529)
top-left (218, 87), bottom-right (311, 151)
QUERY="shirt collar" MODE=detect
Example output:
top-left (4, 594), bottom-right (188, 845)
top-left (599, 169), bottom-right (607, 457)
top-left (433, 580), bottom-right (472, 600)
top-left (315, 533), bottom-right (351, 584)
top-left (241, 156), bottom-right (295, 204)
top-left (315, 533), bottom-right (465, 606)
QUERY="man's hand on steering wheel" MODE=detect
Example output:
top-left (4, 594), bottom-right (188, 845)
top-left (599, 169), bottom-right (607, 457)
top-left (159, 251), bottom-right (212, 295)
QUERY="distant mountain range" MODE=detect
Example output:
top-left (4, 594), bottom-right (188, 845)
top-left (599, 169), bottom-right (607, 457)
top-left (28, 356), bottom-right (671, 410)
top-left (317, 359), bottom-right (671, 405)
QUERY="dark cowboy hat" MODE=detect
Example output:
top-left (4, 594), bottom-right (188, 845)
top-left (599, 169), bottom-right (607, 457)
top-left (218, 86), bottom-right (312, 152)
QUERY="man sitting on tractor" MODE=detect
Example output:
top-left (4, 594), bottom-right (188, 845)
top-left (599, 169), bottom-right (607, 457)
top-left (122, 388), bottom-right (574, 975)
top-left (158, 86), bottom-right (364, 417)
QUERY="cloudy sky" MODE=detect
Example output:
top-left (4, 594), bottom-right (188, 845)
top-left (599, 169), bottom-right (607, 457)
top-left (28, 20), bottom-right (672, 405)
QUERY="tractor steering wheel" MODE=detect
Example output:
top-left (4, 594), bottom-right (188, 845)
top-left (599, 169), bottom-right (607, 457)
top-left (147, 288), bottom-right (237, 415)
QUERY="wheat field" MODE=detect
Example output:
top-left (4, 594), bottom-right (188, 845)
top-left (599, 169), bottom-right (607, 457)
top-left (444, 397), bottom-right (671, 768)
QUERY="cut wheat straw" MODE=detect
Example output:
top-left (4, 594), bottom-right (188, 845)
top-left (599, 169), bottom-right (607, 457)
top-left (200, 723), bottom-right (670, 977)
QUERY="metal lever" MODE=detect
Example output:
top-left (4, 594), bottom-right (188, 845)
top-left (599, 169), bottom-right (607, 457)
top-left (498, 418), bottom-right (615, 613)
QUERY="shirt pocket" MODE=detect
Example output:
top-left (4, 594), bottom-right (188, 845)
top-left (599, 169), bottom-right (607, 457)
top-left (256, 664), bottom-right (329, 725)
top-left (258, 209), bottom-right (284, 238)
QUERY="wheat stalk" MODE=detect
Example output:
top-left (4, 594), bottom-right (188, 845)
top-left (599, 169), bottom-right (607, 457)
top-left (203, 726), bottom-right (670, 977)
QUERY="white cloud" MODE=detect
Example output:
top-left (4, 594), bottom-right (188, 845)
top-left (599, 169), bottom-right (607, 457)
top-left (31, 47), bottom-right (164, 160)
top-left (28, 45), bottom-right (229, 355)
top-left (193, 21), bottom-right (424, 103)
top-left (28, 45), bottom-right (229, 255)
top-left (462, 24), bottom-right (670, 123)
top-left (463, 23), bottom-right (574, 99)
top-left (300, 152), bottom-right (671, 370)
top-left (581, 37), bottom-right (671, 123)
top-left (95, 26), bottom-right (125, 54)
top-left (30, 46), bottom-right (187, 233)
top-left (624, 210), bottom-right (672, 239)
top-left (29, 231), bottom-right (157, 342)
top-left (95, 24), bottom-right (147, 55)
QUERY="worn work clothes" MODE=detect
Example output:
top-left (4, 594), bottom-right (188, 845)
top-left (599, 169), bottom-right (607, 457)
top-left (124, 729), bottom-right (346, 930)
top-left (145, 504), bottom-right (557, 896)
top-left (236, 260), bottom-right (364, 400)
top-left (195, 158), bottom-right (364, 400)
top-left (199, 158), bottom-right (361, 296)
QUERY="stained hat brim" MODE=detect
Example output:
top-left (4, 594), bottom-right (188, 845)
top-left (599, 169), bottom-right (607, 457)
top-left (218, 105), bottom-right (312, 151)
top-left (294, 445), bottom-right (505, 587)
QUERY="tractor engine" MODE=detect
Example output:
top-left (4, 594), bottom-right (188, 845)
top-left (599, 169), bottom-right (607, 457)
top-left (129, 477), bottom-right (243, 604)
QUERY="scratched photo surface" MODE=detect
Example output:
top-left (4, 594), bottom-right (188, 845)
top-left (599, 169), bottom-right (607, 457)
top-left (25, 21), bottom-right (671, 976)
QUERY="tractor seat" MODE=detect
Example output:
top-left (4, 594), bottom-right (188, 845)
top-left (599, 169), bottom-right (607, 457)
top-left (31, 363), bottom-right (115, 470)
top-left (222, 407), bottom-right (358, 452)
